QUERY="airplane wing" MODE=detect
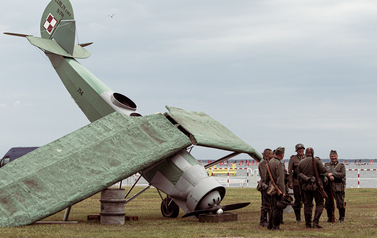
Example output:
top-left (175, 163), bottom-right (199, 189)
top-left (165, 106), bottom-right (262, 162)
top-left (0, 112), bottom-right (191, 227)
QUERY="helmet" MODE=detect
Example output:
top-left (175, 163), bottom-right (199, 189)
top-left (284, 195), bottom-right (293, 203)
top-left (295, 143), bottom-right (305, 152)
top-left (276, 195), bottom-right (293, 209)
top-left (276, 200), bottom-right (288, 209)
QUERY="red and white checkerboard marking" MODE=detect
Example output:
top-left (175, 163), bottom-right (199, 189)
top-left (43, 13), bottom-right (58, 34)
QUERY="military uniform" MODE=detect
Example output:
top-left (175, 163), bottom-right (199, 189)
top-left (288, 154), bottom-right (304, 222)
top-left (258, 158), bottom-right (270, 226)
top-left (324, 161), bottom-right (346, 222)
top-left (267, 157), bottom-right (286, 230)
top-left (297, 156), bottom-right (327, 228)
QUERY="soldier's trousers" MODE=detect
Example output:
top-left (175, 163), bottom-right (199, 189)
top-left (269, 195), bottom-right (283, 227)
top-left (292, 186), bottom-right (302, 210)
top-left (325, 189), bottom-right (345, 210)
top-left (260, 190), bottom-right (271, 224)
top-left (302, 189), bottom-right (324, 222)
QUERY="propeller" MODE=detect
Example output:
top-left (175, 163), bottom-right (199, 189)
top-left (182, 202), bottom-right (250, 218)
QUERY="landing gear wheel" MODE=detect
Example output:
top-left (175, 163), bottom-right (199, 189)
top-left (161, 197), bottom-right (179, 218)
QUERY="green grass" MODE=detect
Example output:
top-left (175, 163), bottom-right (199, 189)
top-left (1, 188), bottom-right (377, 237)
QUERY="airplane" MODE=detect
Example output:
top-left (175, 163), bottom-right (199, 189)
top-left (1, 0), bottom-right (262, 227)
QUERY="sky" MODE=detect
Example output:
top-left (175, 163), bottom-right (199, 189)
top-left (1, 0), bottom-right (376, 160)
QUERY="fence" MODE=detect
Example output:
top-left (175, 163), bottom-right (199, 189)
top-left (346, 169), bottom-right (377, 188)
top-left (206, 167), bottom-right (259, 187)
top-left (209, 168), bottom-right (377, 188)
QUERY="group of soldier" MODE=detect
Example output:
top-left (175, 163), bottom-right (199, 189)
top-left (257, 143), bottom-right (346, 231)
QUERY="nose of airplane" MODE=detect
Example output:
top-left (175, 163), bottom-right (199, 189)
top-left (197, 190), bottom-right (222, 210)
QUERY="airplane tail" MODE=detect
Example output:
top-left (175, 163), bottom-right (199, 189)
top-left (40, 0), bottom-right (76, 55)
top-left (4, 0), bottom-right (91, 59)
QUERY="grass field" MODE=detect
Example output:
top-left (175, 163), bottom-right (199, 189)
top-left (1, 187), bottom-right (377, 237)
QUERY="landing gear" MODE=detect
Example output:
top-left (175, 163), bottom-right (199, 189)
top-left (161, 197), bottom-right (179, 218)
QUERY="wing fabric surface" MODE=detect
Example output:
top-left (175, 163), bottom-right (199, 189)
top-left (165, 106), bottom-right (262, 162)
top-left (0, 112), bottom-right (191, 227)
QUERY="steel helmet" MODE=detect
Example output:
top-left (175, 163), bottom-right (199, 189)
top-left (295, 143), bottom-right (305, 152)
top-left (276, 195), bottom-right (293, 209)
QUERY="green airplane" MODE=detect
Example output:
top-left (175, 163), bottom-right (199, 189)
top-left (2, 0), bottom-right (262, 227)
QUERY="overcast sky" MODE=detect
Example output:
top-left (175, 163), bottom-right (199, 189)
top-left (1, 0), bottom-right (376, 160)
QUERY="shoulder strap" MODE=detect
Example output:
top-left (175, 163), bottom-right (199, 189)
top-left (312, 157), bottom-right (320, 182)
top-left (312, 157), bottom-right (327, 197)
top-left (266, 161), bottom-right (282, 196)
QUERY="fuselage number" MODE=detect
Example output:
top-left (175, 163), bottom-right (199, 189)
top-left (77, 87), bottom-right (84, 96)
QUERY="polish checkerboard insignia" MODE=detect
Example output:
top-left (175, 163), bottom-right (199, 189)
top-left (43, 13), bottom-right (58, 35)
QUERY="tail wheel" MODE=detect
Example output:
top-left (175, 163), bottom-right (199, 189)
top-left (161, 197), bottom-right (179, 218)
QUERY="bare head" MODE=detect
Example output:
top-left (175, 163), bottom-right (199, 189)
top-left (305, 147), bottom-right (314, 157)
top-left (263, 148), bottom-right (273, 160)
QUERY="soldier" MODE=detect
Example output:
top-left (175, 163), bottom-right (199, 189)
top-left (324, 150), bottom-right (346, 223)
top-left (267, 147), bottom-right (286, 231)
top-left (288, 143), bottom-right (305, 223)
top-left (297, 147), bottom-right (328, 228)
top-left (258, 148), bottom-right (274, 227)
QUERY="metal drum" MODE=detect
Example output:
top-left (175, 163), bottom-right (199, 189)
top-left (100, 188), bottom-right (126, 225)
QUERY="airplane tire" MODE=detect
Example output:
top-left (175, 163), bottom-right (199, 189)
top-left (161, 197), bottom-right (179, 218)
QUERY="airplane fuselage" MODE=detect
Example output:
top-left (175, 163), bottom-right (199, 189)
top-left (46, 53), bottom-right (141, 122)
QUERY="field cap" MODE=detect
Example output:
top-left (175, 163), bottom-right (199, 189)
top-left (275, 147), bottom-right (285, 155)
top-left (330, 150), bottom-right (337, 155)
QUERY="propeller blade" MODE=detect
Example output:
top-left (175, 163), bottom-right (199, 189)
top-left (221, 202), bottom-right (250, 211)
top-left (181, 207), bottom-right (217, 218)
top-left (182, 202), bottom-right (250, 218)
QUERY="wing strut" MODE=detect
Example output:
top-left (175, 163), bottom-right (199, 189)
top-left (125, 186), bottom-right (151, 204)
top-left (124, 173), bottom-right (151, 204)
top-left (204, 152), bottom-right (241, 169)
top-left (124, 173), bottom-right (143, 198)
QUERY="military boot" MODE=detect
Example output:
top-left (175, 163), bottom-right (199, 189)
top-left (339, 208), bottom-right (345, 223)
top-left (294, 209), bottom-right (301, 224)
top-left (313, 211), bottom-right (323, 228)
top-left (326, 208), bottom-right (333, 223)
top-left (305, 214), bottom-right (312, 228)
top-left (260, 211), bottom-right (269, 227)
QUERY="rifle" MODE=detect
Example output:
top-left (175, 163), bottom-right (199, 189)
top-left (312, 157), bottom-right (328, 199)
top-left (266, 161), bottom-right (282, 196)
top-left (329, 181), bottom-right (336, 222)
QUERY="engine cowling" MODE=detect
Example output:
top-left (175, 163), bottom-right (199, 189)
top-left (142, 150), bottom-right (225, 214)
top-left (101, 92), bottom-right (142, 117)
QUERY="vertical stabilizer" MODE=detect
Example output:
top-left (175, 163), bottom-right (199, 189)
top-left (53, 19), bottom-right (76, 55)
top-left (40, 0), bottom-right (75, 55)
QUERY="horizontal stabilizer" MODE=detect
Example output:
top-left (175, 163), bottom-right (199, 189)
top-left (0, 112), bottom-right (192, 227)
top-left (3, 32), bottom-right (31, 38)
top-left (26, 36), bottom-right (91, 59)
top-left (79, 42), bottom-right (93, 47)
